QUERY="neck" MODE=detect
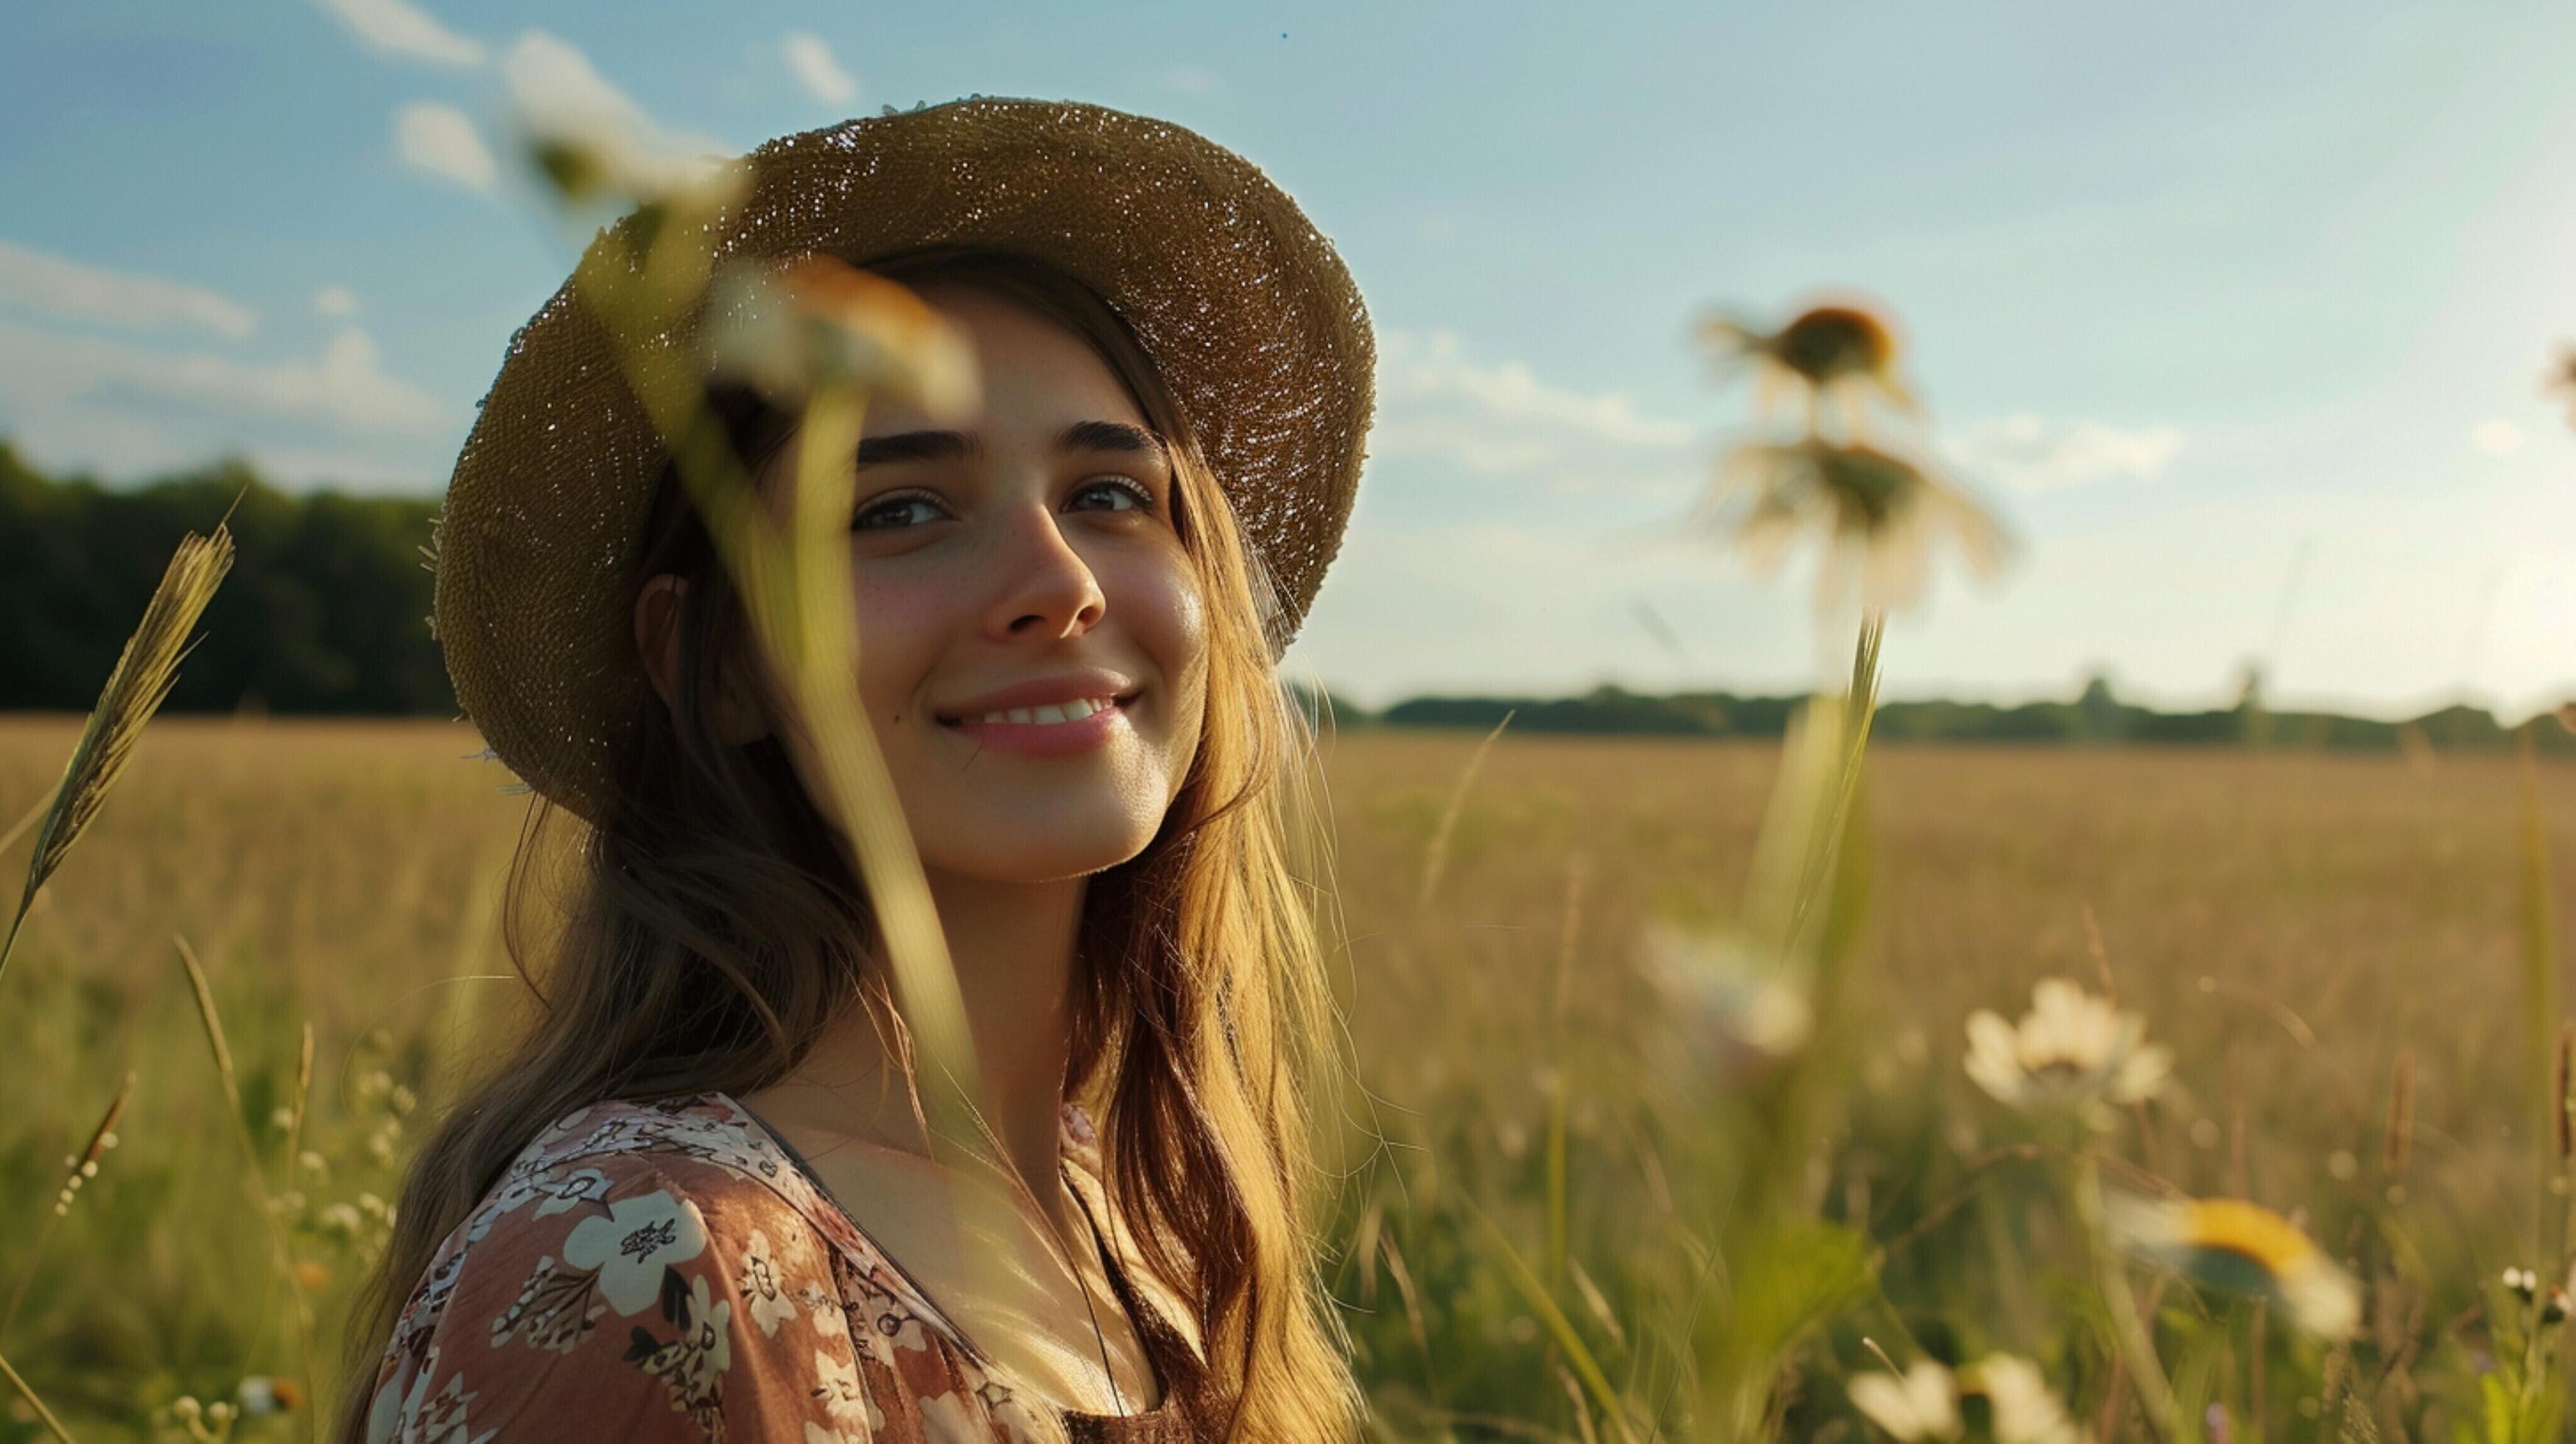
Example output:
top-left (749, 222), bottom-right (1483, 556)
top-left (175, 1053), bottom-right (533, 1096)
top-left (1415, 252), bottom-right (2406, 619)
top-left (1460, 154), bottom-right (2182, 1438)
top-left (749, 867), bottom-right (1089, 1230)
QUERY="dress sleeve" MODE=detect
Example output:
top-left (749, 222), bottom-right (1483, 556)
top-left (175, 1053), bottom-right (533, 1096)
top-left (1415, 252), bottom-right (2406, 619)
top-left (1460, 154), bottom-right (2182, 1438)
top-left (365, 1149), bottom-right (887, 1443)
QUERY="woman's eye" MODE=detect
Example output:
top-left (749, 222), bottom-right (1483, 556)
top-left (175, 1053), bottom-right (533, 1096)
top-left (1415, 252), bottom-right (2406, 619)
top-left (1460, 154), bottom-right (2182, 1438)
top-left (852, 494), bottom-right (947, 531)
top-left (1070, 477), bottom-right (1156, 513)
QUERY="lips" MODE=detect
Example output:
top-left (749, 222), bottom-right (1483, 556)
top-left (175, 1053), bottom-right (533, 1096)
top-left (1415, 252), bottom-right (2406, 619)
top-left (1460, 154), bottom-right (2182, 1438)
top-left (933, 670), bottom-right (1142, 726)
top-left (955, 695), bottom-right (1120, 726)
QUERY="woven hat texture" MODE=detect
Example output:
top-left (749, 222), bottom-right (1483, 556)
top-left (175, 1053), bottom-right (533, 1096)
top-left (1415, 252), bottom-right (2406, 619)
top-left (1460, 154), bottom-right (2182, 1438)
top-left (432, 96), bottom-right (1375, 822)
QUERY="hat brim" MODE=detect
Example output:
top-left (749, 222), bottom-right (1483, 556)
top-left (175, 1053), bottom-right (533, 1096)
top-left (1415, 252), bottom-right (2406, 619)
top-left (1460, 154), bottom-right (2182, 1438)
top-left (432, 97), bottom-right (1375, 822)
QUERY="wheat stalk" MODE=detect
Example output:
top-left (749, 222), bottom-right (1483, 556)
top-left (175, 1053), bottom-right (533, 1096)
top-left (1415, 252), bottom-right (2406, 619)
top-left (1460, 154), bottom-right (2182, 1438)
top-left (0, 523), bottom-right (236, 982)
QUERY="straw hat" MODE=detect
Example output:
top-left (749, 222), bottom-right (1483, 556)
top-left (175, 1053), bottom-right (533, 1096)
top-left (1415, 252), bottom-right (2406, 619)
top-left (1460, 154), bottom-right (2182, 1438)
top-left (431, 97), bottom-right (1375, 823)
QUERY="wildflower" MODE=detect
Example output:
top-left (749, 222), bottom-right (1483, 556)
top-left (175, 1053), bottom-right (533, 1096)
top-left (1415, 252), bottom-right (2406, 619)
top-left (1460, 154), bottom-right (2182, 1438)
top-left (2546, 1288), bottom-right (2571, 1326)
top-left (2108, 1194), bottom-right (2361, 1340)
top-left (236, 1375), bottom-right (303, 1414)
top-left (1697, 301), bottom-right (1917, 436)
top-left (1964, 978), bottom-right (2171, 1127)
top-left (295, 1258), bottom-right (332, 1291)
top-left (1688, 438), bottom-right (2011, 616)
top-left (1963, 1355), bottom-right (2089, 1444)
top-left (502, 35), bottom-right (742, 211)
top-left (2549, 343), bottom-right (2576, 427)
top-left (1849, 1359), bottom-right (1961, 1440)
top-left (1634, 919), bottom-right (1813, 1084)
top-left (2504, 1266), bottom-right (2540, 1301)
top-left (703, 255), bottom-right (981, 422)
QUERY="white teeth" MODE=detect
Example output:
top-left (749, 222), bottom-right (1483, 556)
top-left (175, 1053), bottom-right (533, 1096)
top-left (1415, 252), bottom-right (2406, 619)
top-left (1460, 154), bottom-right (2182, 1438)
top-left (965, 696), bottom-right (1116, 726)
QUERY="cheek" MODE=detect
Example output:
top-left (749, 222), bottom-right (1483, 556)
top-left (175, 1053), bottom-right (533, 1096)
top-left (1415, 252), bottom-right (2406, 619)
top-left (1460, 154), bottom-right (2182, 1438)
top-left (846, 575), bottom-right (949, 724)
top-left (1121, 548), bottom-right (1210, 760)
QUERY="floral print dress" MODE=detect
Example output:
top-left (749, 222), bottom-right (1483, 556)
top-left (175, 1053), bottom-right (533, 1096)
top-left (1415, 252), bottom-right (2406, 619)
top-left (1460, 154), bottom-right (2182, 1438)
top-left (362, 1093), bottom-right (1221, 1442)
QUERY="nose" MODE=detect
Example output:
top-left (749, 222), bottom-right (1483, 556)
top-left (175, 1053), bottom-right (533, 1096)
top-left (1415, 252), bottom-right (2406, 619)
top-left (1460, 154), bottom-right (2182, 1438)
top-left (981, 499), bottom-right (1106, 642)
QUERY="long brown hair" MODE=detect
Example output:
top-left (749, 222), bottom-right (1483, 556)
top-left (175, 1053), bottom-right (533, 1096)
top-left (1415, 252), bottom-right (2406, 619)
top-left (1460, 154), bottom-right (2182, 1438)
top-left (337, 246), bottom-right (1360, 1440)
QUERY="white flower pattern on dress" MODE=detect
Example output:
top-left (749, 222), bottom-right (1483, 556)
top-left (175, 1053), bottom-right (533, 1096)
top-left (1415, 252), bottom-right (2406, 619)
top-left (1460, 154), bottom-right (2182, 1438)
top-left (561, 1188), bottom-right (706, 1317)
top-left (488, 1252), bottom-right (602, 1353)
top-left (622, 1269), bottom-right (734, 1429)
top-left (465, 1164), bottom-right (616, 1244)
top-left (809, 1346), bottom-right (882, 1431)
top-left (919, 1388), bottom-right (983, 1443)
top-left (739, 1227), bottom-right (801, 1338)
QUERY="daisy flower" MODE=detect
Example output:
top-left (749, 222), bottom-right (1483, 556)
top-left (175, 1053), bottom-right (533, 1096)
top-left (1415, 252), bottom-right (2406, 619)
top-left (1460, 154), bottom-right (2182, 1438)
top-left (704, 255), bottom-right (980, 422)
top-left (1688, 437), bottom-right (2011, 617)
top-left (1963, 1355), bottom-right (2090, 1444)
top-left (1698, 301), bottom-right (1917, 438)
top-left (1849, 1359), bottom-right (1962, 1441)
top-left (2108, 1194), bottom-right (2361, 1340)
top-left (1964, 978), bottom-right (2171, 1129)
top-left (1634, 919), bottom-right (1813, 1084)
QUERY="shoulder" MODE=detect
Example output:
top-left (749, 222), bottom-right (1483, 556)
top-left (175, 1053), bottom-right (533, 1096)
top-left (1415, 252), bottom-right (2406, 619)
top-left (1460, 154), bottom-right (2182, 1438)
top-left (365, 1095), bottom-right (879, 1443)
top-left (442, 1093), bottom-right (842, 1327)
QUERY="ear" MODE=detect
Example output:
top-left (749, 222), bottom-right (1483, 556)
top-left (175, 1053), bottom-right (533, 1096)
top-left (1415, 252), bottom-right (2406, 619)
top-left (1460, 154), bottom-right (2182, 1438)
top-left (633, 574), bottom-right (771, 746)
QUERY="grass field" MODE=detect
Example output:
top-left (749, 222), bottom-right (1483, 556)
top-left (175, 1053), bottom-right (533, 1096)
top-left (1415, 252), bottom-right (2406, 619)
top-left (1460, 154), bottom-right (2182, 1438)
top-left (5, 716), bottom-right (2575, 1440)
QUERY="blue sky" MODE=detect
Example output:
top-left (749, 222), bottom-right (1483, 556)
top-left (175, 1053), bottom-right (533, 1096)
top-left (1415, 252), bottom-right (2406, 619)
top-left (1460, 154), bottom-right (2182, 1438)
top-left (7, 2), bottom-right (2576, 718)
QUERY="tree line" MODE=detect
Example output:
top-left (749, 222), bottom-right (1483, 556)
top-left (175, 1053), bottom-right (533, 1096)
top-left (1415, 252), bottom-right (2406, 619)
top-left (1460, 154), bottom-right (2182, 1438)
top-left (1, 443), bottom-right (450, 715)
top-left (4, 443), bottom-right (2563, 750)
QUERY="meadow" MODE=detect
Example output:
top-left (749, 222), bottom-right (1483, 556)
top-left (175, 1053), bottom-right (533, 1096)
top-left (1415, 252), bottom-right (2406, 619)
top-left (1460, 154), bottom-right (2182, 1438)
top-left (5, 714), bottom-right (2572, 1440)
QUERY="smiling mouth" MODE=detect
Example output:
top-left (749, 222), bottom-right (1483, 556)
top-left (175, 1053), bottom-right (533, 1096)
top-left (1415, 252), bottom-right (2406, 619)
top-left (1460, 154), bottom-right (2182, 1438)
top-left (936, 693), bottom-right (1139, 728)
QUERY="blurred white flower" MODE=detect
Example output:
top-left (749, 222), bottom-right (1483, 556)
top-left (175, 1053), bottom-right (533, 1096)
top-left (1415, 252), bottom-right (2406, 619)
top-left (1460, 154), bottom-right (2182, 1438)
top-left (1849, 1359), bottom-right (1961, 1441)
top-left (2108, 1193), bottom-right (2360, 1340)
top-left (1965, 978), bottom-right (2171, 1128)
top-left (504, 32), bottom-right (740, 210)
top-left (1635, 919), bottom-right (1812, 1084)
top-left (1964, 1354), bottom-right (2088, 1444)
top-left (1696, 301), bottom-right (1917, 436)
top-left (1688, 437), bottom-right (2011, 617)
top-left (704, 256), bottom-right (980, 424)
top-left (235, 1374), bottom-right (303, 1415)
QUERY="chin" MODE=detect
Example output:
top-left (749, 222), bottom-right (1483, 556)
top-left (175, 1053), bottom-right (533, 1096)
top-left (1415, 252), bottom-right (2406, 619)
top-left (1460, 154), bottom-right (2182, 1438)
top-left (924, 809), bottom-right (1165, 885)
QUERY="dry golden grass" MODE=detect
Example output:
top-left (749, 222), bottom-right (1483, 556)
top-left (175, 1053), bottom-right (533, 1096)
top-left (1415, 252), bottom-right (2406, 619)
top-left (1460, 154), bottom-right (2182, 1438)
top-left (4, 716), bottom-right (2573, 1436)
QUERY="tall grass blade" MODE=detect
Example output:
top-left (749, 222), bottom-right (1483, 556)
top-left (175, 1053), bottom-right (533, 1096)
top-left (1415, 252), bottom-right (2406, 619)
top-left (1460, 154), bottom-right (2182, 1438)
top-left (1, 523), bottom-right (236, 983)
top-left (1467, 1199), bottom-right (1639, 1442)
top-left (2519, 723), bottom-right (2559, 1235)
top-left (0, 791), bottom-right (46, 860)
top-left (0, 1347), bottom-right (75, 1443)
top-left (1419, 709), bottom-right (1514, 911)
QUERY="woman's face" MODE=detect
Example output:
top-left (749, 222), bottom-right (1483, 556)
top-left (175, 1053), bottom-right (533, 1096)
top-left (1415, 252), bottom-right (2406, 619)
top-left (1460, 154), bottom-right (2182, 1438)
top-left (722, 281), bottom-right (1208, 884)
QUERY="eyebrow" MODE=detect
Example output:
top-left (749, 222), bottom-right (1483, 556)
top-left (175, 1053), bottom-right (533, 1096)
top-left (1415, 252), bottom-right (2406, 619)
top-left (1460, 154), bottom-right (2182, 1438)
top-left (854, 419), bottom-right (1171, 469)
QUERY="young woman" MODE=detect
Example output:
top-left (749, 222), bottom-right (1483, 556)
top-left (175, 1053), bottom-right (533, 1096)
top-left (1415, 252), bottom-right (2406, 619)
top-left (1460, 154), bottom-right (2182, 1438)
top-left (338, 98), bottom-right (1375, 1443)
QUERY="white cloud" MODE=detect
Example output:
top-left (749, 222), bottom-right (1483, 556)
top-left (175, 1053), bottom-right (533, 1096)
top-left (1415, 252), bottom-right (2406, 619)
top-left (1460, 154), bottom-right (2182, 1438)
top-left (1371, 326), bottom-right (1698, 491)
top-left (500, 32), bottom-right (731, 192)
top-left (1159, 63), bottom-right (1221, 96)
top-left (395, 102), bottom-right (497, 193)
top-left (0, 318), bottom-right (447, 438)
top-left (2472, 418), bottom-right (2524, 455)
top-left (0, 239), bottom-right (256, 339)
top-left (315, 284), bottom-right (361, 318)
top-left (782, 32), bottom-right (859, 107)
top-left (1948, 413), bottom-right (2183, 494)
top-left (309, 0), bottom-right (485, 68)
